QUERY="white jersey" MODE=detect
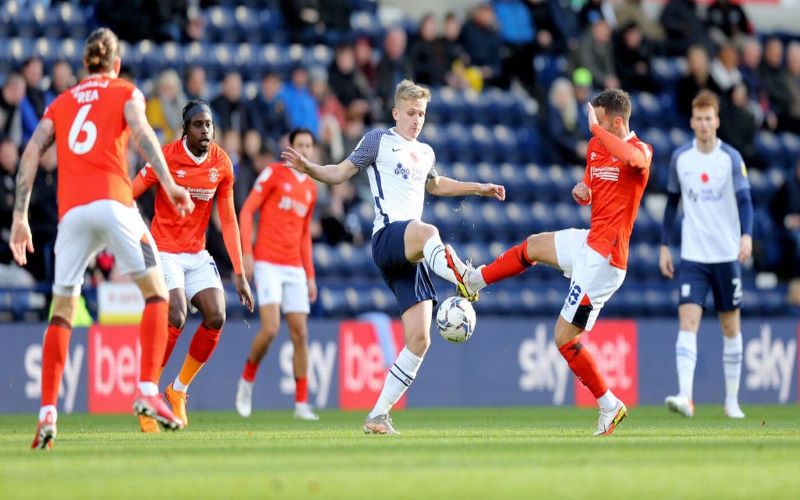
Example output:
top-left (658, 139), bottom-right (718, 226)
top-left (347, 128), bottom-right (438, 235)
top-left (668, 139), bottom-right (750, 263)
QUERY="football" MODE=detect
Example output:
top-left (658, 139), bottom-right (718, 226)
top-left (436, 296), bottom-right (477, 343)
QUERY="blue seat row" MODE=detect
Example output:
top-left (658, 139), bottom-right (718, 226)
top-left (311, 281), bottom-right (788, 317)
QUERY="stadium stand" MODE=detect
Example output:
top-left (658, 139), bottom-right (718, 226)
top-left (0, 0), bottom-right (798, 321)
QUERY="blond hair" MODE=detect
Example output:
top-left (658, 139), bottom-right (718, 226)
top-left (394, 79), bottom-right (431, 106)
top-left (83, 28), bottom-right (119, 74)
top-left (692, 90), bottom-right (719, 115)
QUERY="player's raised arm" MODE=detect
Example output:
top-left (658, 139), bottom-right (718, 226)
top-left (9, 118), bottom-right (55, 265)
top-left (124, 94), bottom-right (194, 215)
top-left (282, 146), bottom-right (358, 185)
top-left (587, 103), bottom-right (652, 170)
top-left (426, 175), bottom-right (505, 200)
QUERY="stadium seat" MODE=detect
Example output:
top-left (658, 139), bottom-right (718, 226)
top-left (779, 132), bottom-right (800, 164)
top-left (756, 131), bottom-right (784, 168)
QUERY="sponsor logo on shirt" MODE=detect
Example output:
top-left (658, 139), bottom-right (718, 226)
top-left (187, 187), bottom-right (217, 201)
top-left (591, 166), bottom-right (620, 182)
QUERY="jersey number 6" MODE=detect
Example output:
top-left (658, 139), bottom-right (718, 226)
top-left (68, 104), bottom-right (97, 155)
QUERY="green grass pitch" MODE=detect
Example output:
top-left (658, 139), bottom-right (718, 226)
top-left (1, 405), bottom-right (799, 499)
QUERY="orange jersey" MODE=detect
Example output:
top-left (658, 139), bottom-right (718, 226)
top-left (240, 163), bottom-right (317, 277)
top-left (583, 131), bottom-right (652, 269)
top-left (44, 74), bottom-right (141, 219)
top-left (134, 140), bottom-right (235, 256)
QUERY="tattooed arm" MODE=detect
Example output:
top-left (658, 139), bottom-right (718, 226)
top-left (14, 119), bottom-right (54, 216)
top-left (123, 97), bottom-right (194, 215)
top-left (9, 119), bottom-right (54, 265)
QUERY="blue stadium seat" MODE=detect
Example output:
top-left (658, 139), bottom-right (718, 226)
top-left (632, 92), bottom-right (661, 128)
top-left (756, 131), bottom-right (784, 168)
top-left (444, 123), bottom-right (472, 163)
top-left (668, 128), bottom-right (692, 151)
top-left (471, 125), bottom-right (496, 163)
top-left (779, 132), bottom-right (800, 164)
top-left (318, 287), bottom-right (348, 316)
top-left (206, 6), bottom-right (236, 43)
top-left (652, 57), bottom-right (685, 87)
top-left (493, 125), bottom-right (520, 163)
top-left (13, 3), bottom-right (45, 39)
top-left (521, 164), bottom-right (550, 201)
top-left (517, 127), bottom-right (542, 163)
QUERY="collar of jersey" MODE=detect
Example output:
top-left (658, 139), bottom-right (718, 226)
top-left (182, 138), bottom-right (208, 165)
top-left (390, 128), bottom-right (417, 144)
top-left (289, 167), bottom-right (307, 182)
top-left (623, 130), bottom-right (636, 141)
top-left (691, 137), bottom-right (720, 152)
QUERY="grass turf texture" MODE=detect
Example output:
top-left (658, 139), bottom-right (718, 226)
top-left (1, 405), bottom-right (799, 499)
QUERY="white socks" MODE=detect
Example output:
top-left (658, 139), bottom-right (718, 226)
top-left (598, 390), bottom-right (620, 411)
top-left (39, 405), bottom-right (57, 421)
top-left (173, 378), bottom-right (189, 393)
top-left (369, 348), bottom-right (424, 419)
top-left (675, 330), bottom-right (697, 401)
top-left (138, 382), bottom-right (159, 396)
top-left (422, 236), bottom-right (458, 285)
top-left (723, 333), bottom-right (743, 407)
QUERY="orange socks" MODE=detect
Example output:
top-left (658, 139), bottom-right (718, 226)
top-left (139, 297), bottom-right (168, 384)
top-left (173, 323), bottom-right (222, 391)
top-left (40, 316), bottom-right (72, 407)
top-left (481, 240), bottom-right (536, 285)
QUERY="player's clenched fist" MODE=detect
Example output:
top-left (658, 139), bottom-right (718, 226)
top-left (572, 181), bottom-right (591, 205)
top-left (478, 183), bottom-right (505, 201)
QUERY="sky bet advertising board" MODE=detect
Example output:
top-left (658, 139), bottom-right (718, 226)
top-left (1, 316), bottom-right (797, 414)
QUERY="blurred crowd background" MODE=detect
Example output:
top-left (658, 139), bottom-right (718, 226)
top-left (1, 0), bottom-right (800, 320)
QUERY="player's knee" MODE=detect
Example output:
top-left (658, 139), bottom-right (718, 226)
top-left (289, 327), bottom-right (308, 344)
top-left (415, 221), bottom-right (438, 242)
top-left (168, 308), bottom-right (186, 330)
top-left (260, 325), bottom-right (279, 342)
top-left (203, 308), bottom-right (226, 331)
top-left (525, 233), bottom-right (545, 257)
top-left (407, 330), bottom-right (430, 356)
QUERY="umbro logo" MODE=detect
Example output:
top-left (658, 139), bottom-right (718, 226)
top-left (176, 170), bottom-right (186, 178)
top-left (392, 147), bottom-right (401, 152)
top-left (284, 183), bottom-right (292, 192)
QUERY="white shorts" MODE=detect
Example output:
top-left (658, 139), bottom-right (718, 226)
top-left (54, 200), bottom-right (160, 296)
top-left (160, 250), bottom-right (223, 300)
top-left (254, 261), bottom-right (309, 314)
top-left (554, 228), bottom-right (626, 331)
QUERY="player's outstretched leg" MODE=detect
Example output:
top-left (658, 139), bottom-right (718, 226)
top-left (32, 313), bottom-right (72, 450)
top-left (453, 234), bottom-right (554, 300)
top-left (555, 317), bottom-right (626, 436)
top-left (236, 304), bottom-right (280, 417)
top-left (405, 221), bottom-right (478, 301)
top-left (364, 302), bottom-right (430, 435)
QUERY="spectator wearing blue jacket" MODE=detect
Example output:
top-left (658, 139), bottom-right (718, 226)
top-left (19, 57), bottom-right (50, 146)
top-left (280, 66), bottom-right (319, 137)
top-left (493, 0), bottom-right (537, 95)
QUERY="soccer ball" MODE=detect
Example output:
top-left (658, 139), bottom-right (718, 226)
top-left (436, 296), bottom-right (477, 343)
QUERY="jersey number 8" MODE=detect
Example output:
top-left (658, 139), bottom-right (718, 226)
top-left (68, 104), bottom-right (97, 155)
